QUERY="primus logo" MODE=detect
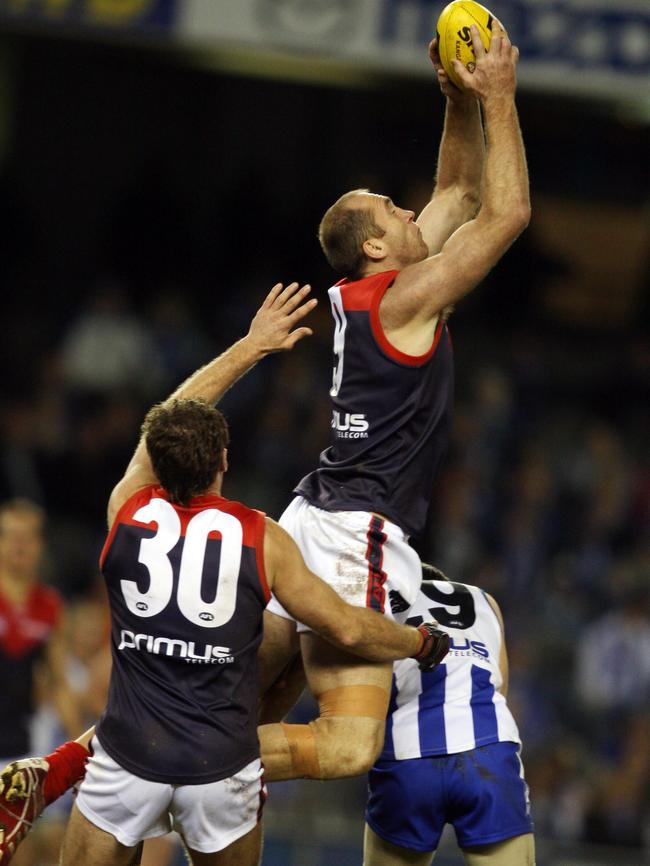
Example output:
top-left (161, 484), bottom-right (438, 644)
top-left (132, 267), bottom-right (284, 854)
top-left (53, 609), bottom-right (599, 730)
top-left (118, 630), bottom-right (234, 664)
top-left (331, 411), bottom-right (369, 439)
top-left (449, 638), bottom-right (489, 660)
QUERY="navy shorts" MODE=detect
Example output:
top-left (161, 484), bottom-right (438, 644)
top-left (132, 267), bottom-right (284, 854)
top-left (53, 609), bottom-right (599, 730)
top-left (366, 741), bottom-right (533, 852)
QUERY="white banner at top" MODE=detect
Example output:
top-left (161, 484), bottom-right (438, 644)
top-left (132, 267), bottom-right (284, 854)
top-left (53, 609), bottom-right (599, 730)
top-left (179, 0), bottom-right (650, 100)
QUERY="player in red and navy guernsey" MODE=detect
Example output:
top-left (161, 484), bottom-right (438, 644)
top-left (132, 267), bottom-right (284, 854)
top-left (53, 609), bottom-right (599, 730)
top-left (297, 266), bottom-right (452, 541)
top-left (0, 283), bottom-right (448, 866)
top-left (260, 22), bottom-right (530, 785)
top-left (0, 24), bottom-right (529, 863)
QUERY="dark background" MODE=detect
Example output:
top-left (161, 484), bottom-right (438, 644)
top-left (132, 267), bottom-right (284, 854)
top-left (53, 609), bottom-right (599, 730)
top-left (0, 24), bottom-right (649, 862)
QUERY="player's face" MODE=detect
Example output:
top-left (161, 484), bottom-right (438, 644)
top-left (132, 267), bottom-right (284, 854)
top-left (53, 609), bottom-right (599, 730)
top-left (0, 512), bottom-right (44, 579)
top-left (371, 194), bottom-right (429, 265)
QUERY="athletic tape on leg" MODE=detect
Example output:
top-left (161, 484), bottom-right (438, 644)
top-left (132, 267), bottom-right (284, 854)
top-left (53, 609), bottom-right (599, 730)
top-left (318, 685), bottom-right (389, 721)
top-left (280, 686), bottom-right (389, 778)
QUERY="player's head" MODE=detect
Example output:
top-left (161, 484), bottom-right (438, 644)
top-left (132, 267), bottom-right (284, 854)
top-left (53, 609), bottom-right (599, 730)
top-left (143, 398), bottom-right (229, 506)
top-left (319, 189), bottom-right (428, 279)
top-left (0, 498), bottom-right (45, 580)
top-left (421, 562), bottom-right (451, 583)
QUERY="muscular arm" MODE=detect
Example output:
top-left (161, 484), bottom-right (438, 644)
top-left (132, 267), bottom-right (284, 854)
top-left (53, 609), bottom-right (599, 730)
top-left (107, 282), bottom-right (316, 525)
top-left (485, 592), bottom-right (509, 696)
top-left (382, 24), bottom-right (529, 330)
top-left (264, 519), bottom-right (423, 663)
top-left (416, 40), bottom-right (485, 255)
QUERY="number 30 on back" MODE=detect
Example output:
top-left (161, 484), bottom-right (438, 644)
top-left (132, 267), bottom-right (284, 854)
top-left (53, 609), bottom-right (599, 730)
top-left (120, 498), bottom-right (242, 628)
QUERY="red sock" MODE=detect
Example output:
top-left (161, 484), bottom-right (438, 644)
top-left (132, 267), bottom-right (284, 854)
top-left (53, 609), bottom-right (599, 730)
top-left (42, 741), bottom-right (90, 806)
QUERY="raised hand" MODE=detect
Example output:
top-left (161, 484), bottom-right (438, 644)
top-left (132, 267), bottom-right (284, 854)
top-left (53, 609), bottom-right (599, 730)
top-left (428, 37), bottom-right (474, 101)
top-left (451, 20), bottom-right (519, 102)
top-left (247, 282), bottom-right (318, 355)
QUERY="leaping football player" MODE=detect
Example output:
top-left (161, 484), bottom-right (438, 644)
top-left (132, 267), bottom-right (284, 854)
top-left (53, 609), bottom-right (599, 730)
top-left (0, 283), bottom-right (448, 866)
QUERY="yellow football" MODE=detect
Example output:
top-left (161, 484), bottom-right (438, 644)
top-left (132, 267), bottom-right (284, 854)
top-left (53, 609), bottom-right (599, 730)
top-left (436, 1), bottom-right (495, 90)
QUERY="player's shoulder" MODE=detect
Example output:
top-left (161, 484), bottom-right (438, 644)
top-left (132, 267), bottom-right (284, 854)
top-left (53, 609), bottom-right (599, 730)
top-left (109, 482), bottom-right (159, 525)
top-left (208, 496), bottom-right (267, 548)
top-left (262, 515), bottom-right (289, 546)
top-left (337, 269), bottom-right (399, 312)
top-left (208, 495), bottom-right (265, 523)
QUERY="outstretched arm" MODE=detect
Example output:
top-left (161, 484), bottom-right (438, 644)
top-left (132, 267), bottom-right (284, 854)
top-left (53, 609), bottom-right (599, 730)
top-left (107, 282), bottom-right (317, 524)
top-left (416, 38), bottom-right (485, 255)
top-left (384, 22), bottom-right (530, 327)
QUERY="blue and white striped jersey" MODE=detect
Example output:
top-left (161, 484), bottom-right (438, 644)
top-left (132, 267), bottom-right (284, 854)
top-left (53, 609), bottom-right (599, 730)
top-left (381, 580), bottom-right (521, 760)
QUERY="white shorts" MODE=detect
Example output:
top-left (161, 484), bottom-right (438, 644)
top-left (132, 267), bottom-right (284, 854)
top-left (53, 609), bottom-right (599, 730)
top-left (76, 738), bottom-right (266, 854)
top-left (267, 496), bottom-right (421, 632)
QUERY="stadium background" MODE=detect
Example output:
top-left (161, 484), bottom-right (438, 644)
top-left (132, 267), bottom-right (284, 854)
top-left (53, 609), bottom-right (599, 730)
top-left (0, 1), bottom-right (648, 864)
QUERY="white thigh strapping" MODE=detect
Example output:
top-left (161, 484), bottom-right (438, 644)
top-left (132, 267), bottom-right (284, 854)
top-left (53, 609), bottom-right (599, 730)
top-left (267, 496), bottom-right (421, 632)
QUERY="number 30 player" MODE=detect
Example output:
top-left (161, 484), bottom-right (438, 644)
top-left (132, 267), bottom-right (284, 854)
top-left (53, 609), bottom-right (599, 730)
top-left (0, 283), bottom-right (448, 866)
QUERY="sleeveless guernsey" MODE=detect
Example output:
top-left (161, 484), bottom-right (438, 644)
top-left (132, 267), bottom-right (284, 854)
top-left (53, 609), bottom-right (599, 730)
top-left (296, 269), bottom-right (453, 538)
top-left (381, 579), bottom-right (521, 760)
top-left (96, 484), bottom-right (269, 785)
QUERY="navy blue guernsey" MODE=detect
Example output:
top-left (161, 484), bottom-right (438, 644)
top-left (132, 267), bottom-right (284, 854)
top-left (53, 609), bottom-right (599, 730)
top-left (296, 269), bottom-right (453, 538)
top-left (96, 485), bottom-right (269, 785)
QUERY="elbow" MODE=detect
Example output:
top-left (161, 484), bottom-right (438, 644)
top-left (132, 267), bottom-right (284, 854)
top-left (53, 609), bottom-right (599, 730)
top-left (336, 613), bottom-right (363, 652)
top-left (515, 201), bottom-right (532, 231)
top-left (504, 203), bottom-right (531, 240)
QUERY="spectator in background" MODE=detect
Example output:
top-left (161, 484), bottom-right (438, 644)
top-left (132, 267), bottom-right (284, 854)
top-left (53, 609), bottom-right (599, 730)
top-left (575, 582), bottom-right (650, 714)
top-left (0, 499), bottom-right (81, 866)
top-left (0, 500), bottom-right (81, 754)
top-left (149, 289), bottom-right (212, 391)
top-left (583, 712), bottom-right (650, 848)
top-left (60, 279), bottom-right (163, 399)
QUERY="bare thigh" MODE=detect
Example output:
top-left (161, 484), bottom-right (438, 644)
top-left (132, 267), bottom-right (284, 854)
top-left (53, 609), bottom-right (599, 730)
top-left (363, 824), bottom-right (434, 866)
top-left (257, 611), bottom-right (299, 695)
top-left (59, 803), bottom-right (138, 866)
top-left (185, 822), bottom-right (262, 866)
top-left (140, 834), bottom-right (178, 866)
top-left (462, 833), bottom-right (535, 866)
top-left (299, 631), bottom-right (393, 777)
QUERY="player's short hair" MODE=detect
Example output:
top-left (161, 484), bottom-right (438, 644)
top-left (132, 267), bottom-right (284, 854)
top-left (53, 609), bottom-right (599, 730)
top-left (143, 398), bottom-right (229, 506)
top-left (0, 498), bottom-right (45, 531)
top-left (318, 189), bottom-right (386, 279)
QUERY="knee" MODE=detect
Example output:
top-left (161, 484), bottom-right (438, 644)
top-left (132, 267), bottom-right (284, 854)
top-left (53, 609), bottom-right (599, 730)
top-left (311, 717), bottom-right (385, 778)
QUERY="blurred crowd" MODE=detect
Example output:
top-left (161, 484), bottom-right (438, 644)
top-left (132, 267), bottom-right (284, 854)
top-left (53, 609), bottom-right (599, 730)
top-left (0, 269), bottom-right (648, 862)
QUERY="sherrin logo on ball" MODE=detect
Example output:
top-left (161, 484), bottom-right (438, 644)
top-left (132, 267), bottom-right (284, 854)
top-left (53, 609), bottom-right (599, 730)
top-left (436, 1), bottom-right (495, 90)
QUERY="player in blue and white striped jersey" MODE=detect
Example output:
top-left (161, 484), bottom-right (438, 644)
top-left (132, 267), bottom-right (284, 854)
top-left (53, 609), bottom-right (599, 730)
top-left (364, 564), bottom-right (535, 866)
